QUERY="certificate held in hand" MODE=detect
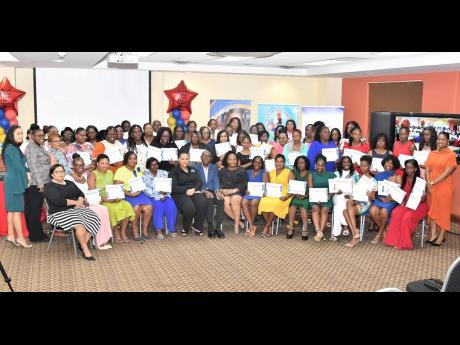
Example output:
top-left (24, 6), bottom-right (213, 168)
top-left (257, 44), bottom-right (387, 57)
top-left (288, 180), bottom-right (307, 195)
top-left (250, 147), bottom-right (266, 160)
top-left (105, 148), bottom-right (124, 164)
top-left (146, 146), bottom-right (162, 161)
top-left (265, 183), bottom-right (283, 198)
top-left (264, 159), bottom-right (275, 172)
top-left (371, 158), bottom-right (384, 172)
top-left (189, 149), bottom-right (205, 162)
top-left (398, 154), bottom-right (413, 167)
top-left (161, 148), bottom-right (178, 161)
top-left (343, 148), bottom-right (364, 164)
top-left (288, 152), bottom-right (302, 166)
top-left (322, 148), bottom-right (339, 162)
top-left (413, 151), bottom-right (429, 166)
top-left (247, 182), bottom-right (265, 197)
top-left (249, 134), bottom-right (260, 145)
top-left (154, 177), bottom-right (172, 193)
top-left (215, 142), bottom-right (232, 157)
top-left (129, 177), bottom-right (146, 193)
top-left (328, 178), bottom-right (353, 194)
top-left (309, 188), bottom-right (328, 203)
top-left (77, 151), bottom-right (92, 166)
top-left (85, 189), bottom-right (101, 205)
top-left (174, 140), bottom-right (187, 150)
top-left (105, 184), bottom-right (125, 200)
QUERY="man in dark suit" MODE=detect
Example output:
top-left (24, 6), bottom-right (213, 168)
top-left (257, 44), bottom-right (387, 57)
top-left (196, 150), bottom-right (225, 238)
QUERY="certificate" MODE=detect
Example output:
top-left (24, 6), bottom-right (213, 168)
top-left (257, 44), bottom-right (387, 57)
top-left (265, 183), bottom-right (283, 198)
top-left (406, 177), bottom-right (426, 210)
top-left (386, 183), bottom-right (406, 204)
top-left (77, 151), bottom-right (92, 166)
top-left (249, 134), bottom-right (260, 145)
top-left (406, 194), bottom-right (421, 210)
top-left (371, 158), bottom-right (384, 172)
top-left (259, 142), bottom-right (272, 157)
top-left (85, 189), bottom-right (101, 205)
top-left (309, 188), bottom-right (328, 203)
top-left (105, 148), bottom-right (124, 164)
top-left (288, 180), bottom-right (307, 195)
top-left (398, 154), bottom-right (413, 167)
top-left (189, 149), bottom-right (205, 162)
top-left (105, 184), bottom-right (125, 200)
top-left (230, 134), bottom-right (238, 147)
top-left (174, 140), bottom-right (187, 150)
top-left (247, 182), bottom-right (265, 197)
top-left (288, 152), bottom-right (302, 166)
top-left (123, 132), bottom-right (129, 139)
top-left (154, 177), bottom-right (172, 193)
top-left (236, 145), bottom-right (243, 153)
top-left (413, 151), bottom-right (429, 166)
top-left (264, 159), bottom-right (275, 172)
top-left (250, 147), bottom-right (266, 160)
top-left (161, 148), bottom-right (178, 161)
top-left (129, 177), bottom-right (146, 193)
top-left (146, 146), bottom-right (162, 161)
top-left (322, 148), bottom-right (339, 162)
top-left (328, 178), bottom-right (353, 194)
top-left (215, 142), bottom-right (232, 157)
top-left (352, 184), bottom-right (370, 202)
top-left (343, 148), bottom-right (364, 164)
top-left (359, 175), bottom-right (377, 191)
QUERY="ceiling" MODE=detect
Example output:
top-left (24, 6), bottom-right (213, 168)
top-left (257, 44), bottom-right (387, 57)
top-left (3, 52), bottom-right (460, 77)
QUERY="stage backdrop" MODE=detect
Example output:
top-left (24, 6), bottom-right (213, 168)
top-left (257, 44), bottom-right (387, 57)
top-left (257, 103), bottom-right (300, 139)
top-left (210, 99), bottom-right (251, 131)
top-left (301, 106), bottom-right (344, 136)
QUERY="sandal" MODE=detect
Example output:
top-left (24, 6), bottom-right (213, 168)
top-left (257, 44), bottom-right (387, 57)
top-left (115, 238), bottom-right (123, 243)
top-left (370, 234), bottom-right (383, 244)
top-left (314, 231), bottom-right (324, 242)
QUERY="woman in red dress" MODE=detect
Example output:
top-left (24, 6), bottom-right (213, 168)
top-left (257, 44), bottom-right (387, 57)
top-left (393, 126), bottom-right (415, 176)
top-left (383, 159), bottom-right (429, 250)
top-left (342, 127), bottom-right (370, 174)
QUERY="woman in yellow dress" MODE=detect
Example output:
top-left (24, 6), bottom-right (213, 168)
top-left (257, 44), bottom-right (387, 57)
top-left (258, 154), bottom-right (293, 237)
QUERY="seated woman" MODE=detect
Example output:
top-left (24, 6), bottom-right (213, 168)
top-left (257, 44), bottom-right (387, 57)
top-left (196, 150), bottom-right (224, 238)
top-left (287, 155), bottom-right (310, 240)
top-left (214, 130), bottom-right (236, 169)
top-left (308, 154), bottom-right (336, 242)
top-left (342, 155), bottom-right (377, 247)
top-left (44, 164), bottom-right (101, 261)
top-left (142, 157), bottom-right (177, 239)
top-left (65, 153), bottom-right (113, 249)
top-left (258, 154), bottom-right (293, 237)
top-left (237, 135), bottom-right (253, 170)
top-left (88, 154), bottom-right (135, 243)
top-left (283, 129), bottom-right (309, 169)
top-left (242, 156), bottom-right (266, 237)
top-left (330, 156), bottom-right (360, 241)
top-left (153, 127), bottom-right (179, 172)
top-left (92, 126), bottom-right (125, 174)
top-left (169, 151), bottom-right (207, 236)
top-left (383, 159), bottom-right (429, 250)
top-left (219, 151), bottom-right (248, 234)
top-left (114, 152), bottom-right (153, 240)
top-left (369, 154), bottom-right (402, 244)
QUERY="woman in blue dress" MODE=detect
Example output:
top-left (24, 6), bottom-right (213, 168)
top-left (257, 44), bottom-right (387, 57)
top-left (369, 154), bottom-right (402, 244)
top-left (307, 125), bottom-right (338, 172)
top-left (242, 156), bottom-right (266, 237)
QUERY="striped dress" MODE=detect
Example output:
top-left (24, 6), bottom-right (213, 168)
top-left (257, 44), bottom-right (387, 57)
top-left (44, 180), bottom-right (101, 236)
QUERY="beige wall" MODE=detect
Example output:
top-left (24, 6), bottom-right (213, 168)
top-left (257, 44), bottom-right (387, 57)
top-left (152, 71), bottom-right (342, 127)
top-left (0, 67), bottom-right (35, 131)
top-left (0, 67), bottom-right (342, 131)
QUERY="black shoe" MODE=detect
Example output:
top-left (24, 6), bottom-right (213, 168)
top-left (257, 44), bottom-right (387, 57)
top-left (430, 238), bottom-right (446, 247)
top-left (302, 235), bottom-right (308, 241)
top-left (181, 229), bottom-right (188, 236)
top-left (286, 232), bottom-right (294, 239)
top-left (208, 230), bottom-right (216, 238)
top-left (83, 255), bottom-right (96, 261)
top-left (216, 229), bottom-right (225, 238)
top-left (192, 227), bottom-right (204, 236)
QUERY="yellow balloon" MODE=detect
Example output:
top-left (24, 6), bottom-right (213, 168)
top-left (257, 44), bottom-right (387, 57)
top-left (167, 116), bottom-right (176, 126)
top-left (0, 127), bottom-right (4, 136)
top-left (0, 134), bottom-right (5, 143)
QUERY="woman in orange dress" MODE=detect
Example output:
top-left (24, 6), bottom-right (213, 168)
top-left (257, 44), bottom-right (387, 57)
top-left (92, 126), bottom-right (124, 174)
top-left (425, 132), bottom-right (457, 246)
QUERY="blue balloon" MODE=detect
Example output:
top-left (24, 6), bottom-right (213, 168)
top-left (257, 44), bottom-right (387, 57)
top-left (183, 125), bottom-right (188, 132)
top-left (172, 109), bottom-right (182, 119)
top-left (0, 118), bottom-right (10, 131)
top-left (176, 118), bottom-right (185, 127)
top-left (0, 108), bottom-right (4, 120)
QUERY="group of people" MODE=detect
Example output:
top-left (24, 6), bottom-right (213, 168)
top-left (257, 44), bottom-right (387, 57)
top-left (2, 115), bottom-right (457, 261)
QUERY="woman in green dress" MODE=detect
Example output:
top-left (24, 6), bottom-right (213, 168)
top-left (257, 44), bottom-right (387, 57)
top-left (2, 125), bottom-right (32, 248)
top-left (308, 154), bottom-right (336, 242)
top-left (287, 155), bottom-right (310, 240)
top-left (87, 153), bottom-right (135, 243)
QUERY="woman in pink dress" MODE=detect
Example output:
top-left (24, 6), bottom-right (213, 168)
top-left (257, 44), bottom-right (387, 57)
top-left (270, 131), bottom-right (289, 158)
top-left (65, 153), bottom-right (113, 249)
top-left (383, 159), bottom-right (429, 250)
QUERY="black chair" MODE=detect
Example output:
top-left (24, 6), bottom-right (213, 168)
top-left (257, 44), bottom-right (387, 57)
top-left (406, 256), bottom-right (460, 292)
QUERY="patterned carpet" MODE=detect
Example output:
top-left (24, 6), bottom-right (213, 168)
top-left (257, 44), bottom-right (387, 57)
top-left (1, 219), bottom-right (459, 292)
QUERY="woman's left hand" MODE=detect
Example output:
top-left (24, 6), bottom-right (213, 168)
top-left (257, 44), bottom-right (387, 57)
top-left (279, 196), bottom-right (288, 201)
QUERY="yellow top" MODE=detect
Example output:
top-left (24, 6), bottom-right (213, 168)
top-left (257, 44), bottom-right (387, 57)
top-left (113, 165), bottom-right (144, 192)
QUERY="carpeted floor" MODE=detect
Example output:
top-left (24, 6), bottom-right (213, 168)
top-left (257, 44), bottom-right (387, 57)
top-left (1, 219), bottom-right (459, 292)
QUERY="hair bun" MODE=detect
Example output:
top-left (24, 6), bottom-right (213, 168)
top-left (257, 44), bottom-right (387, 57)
top-left (72, 153), bottom-right (81, 159)
top-left (30, 124), bottom-right (40, 130)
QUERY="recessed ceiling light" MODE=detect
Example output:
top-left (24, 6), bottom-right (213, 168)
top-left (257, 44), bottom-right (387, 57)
top-left (214, 56), bottom-right (254, 62)
top-left (0, 52), bottom-right (18, 62)
top-left (303, 59), bottom-right (348, 66)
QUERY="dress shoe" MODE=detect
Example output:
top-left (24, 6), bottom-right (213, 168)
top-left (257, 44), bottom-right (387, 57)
top-left (286, 232), bottom-right (294, 239)
top-left (301, 235), bottom-right (308, 241)
top-left (430, 238), bottom-right (446, 247)
top-left (216, 229), bottom-right (225, 238)
top-left (83, 255), bottom-right (96, 261)
top-left (208, 230), bottom-right (216, 238)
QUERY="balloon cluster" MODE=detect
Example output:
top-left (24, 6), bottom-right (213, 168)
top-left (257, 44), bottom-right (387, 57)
top-left (0, 77), bottom-right (26, 144)
top-left (164, 80), bottom-right (198, 132)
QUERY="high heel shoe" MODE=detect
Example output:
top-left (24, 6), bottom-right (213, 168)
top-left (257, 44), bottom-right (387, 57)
top-left (5, 237), bottom-right (20, 247)
top-left (430, 238), bottom-right (446, 247)
top-left (83, 255), bottom-right (96, 261)
top-left (15, 240), bottom-right (32, 248)
top-left (286, 231), bottom-right (294, 239)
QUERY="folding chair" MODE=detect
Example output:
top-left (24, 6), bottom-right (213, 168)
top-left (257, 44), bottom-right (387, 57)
top-left (44, 201), bottom-right (78, 257)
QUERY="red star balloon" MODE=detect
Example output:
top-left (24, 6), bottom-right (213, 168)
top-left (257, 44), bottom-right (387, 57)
top-left (0, 77), bottom-right (26, 114)
top-left (164, 80), bottom-right (198, 114)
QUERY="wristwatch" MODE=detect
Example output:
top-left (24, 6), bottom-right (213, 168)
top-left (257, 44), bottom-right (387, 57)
top-left (430, 181), bottom-right (435, 186)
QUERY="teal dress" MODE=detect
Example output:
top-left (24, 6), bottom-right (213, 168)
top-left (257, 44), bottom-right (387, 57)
top-left (310, 170), bottom-right (335, 209)
top-left (3, 145), bottom-right (29, 211)
top-left (290, 170), bottom-right (310, 209)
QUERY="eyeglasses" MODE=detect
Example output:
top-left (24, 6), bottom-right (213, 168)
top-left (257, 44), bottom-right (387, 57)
top-left (53, 170), bottom-right (65, 174)
top-left (74, 163), bottom-right (85, 167)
